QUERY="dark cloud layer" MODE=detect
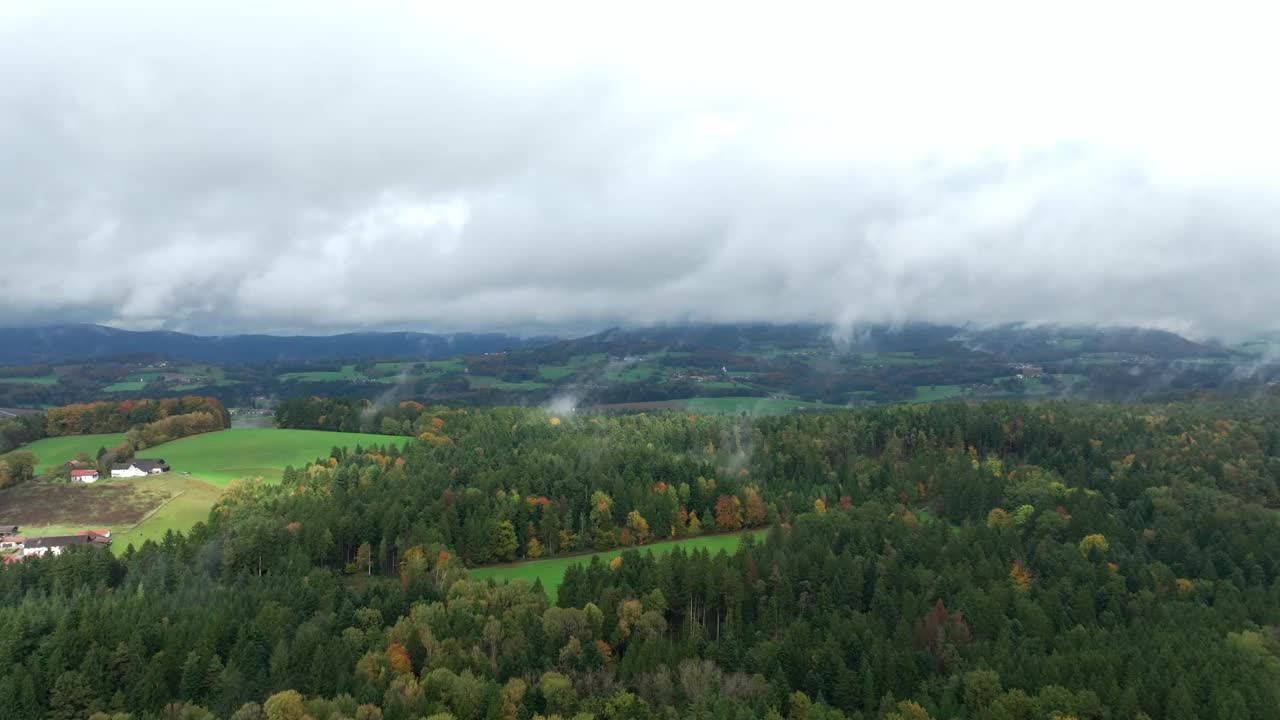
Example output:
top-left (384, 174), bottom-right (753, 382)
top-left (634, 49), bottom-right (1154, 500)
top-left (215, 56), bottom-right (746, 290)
top-left (2, 2), bottom-right (1278, 339)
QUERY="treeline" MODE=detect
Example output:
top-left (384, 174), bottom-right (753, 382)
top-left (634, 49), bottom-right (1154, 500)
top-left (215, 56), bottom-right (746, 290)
top-left (45, 397), bottom-right (230, 437)
top-left (1, 399), bottom-right (1280, 719)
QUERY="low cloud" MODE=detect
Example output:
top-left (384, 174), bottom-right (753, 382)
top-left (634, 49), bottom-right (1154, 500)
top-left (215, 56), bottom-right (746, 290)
top-left (2, 2), bottom-right (1278, 340)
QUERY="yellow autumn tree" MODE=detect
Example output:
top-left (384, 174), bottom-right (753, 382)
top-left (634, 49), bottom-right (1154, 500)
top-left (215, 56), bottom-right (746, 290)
top-left (625, 510), bottom-right (652, 544)
top-left (1079, 533), bottom-right (1110, 556)
top-left (1009, 561), bottom-right (1033, 591)
top-left (986, 507), bottom-right (1011, 528)
top-left (400, 545), bottom-right (429, 592)
top-left (526, 536), bottom-right (544, 558)
top-left (814, 498), bottom-right (828, 514)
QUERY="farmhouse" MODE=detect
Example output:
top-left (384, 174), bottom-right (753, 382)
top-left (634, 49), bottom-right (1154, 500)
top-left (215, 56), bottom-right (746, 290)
top-left (22, 532), bottom-right (111, 557)
top-left (70, 468), bottom-right (99, 483)
top-left (0, 525), bottom-right (18, 539)
top-left (110, 458), bottom-right (170, 478)
top-left (0, 535), bottom-right (23, 550)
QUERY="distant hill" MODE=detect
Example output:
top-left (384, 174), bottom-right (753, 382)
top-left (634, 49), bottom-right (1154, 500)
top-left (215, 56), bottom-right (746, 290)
top-left (0, 324), bottom-right (554, 364)
top-left (520, 322), bottom-right (1228, 363)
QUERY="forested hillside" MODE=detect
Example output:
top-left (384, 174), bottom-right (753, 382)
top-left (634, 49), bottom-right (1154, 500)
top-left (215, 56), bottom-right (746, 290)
top-left (2, 399), bottom-right (1279, 719)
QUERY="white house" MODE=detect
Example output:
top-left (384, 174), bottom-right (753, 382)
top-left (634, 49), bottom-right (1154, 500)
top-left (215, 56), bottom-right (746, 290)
top-left (110, 458), bottom-right (170, 478)
top-left (70, 468), bottom-right (99, 483)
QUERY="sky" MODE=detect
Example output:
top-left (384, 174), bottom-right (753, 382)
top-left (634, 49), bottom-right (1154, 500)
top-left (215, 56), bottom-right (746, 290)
top-left (1, 1), bottom-right (1278, 339)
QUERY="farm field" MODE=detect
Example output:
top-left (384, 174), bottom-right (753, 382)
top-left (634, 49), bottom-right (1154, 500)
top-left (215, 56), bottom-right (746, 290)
top-left (0, 474), bottom-right (224, 553)
top-left (7, 432), bottom-right (129, 474)
top-left (142, 428), bottom-right (403, 486)
top-left (0, 375), bottom-right (59, 385)
top-left (278, 364), bottom-right (359, 382)
top-left (2, 428), bottom-right (407, 552)
top-left (467, 376), bottom-right (550, 390)
top-left (680, 396), bottom-right (843, 414)
top-left (469, 529), bottom-right (766, 601)
top-left (911, 384), bottom-right (966, 403)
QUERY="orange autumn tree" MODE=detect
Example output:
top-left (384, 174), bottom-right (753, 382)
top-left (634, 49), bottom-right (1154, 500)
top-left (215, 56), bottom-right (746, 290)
top-left (714, 495), bottom-right (743, 530)
top-left (914, 599), bottom-right (971, 670)
top-left (386, 641), bottom-right (412, 675)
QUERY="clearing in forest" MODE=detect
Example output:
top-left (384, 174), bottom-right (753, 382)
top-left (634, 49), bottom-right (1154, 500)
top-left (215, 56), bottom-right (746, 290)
top-left (141, 428), bottom-right (403, 486)
top-left (469, 529), bottom-right (767, 601)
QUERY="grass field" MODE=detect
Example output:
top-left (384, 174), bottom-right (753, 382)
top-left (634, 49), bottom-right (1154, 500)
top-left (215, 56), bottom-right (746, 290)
top-left (858, 352), bottom-right (938, 367)
top-left (427, 359), bottom-right (466, 373)
top-left (604, 365), bottom-right (656, 382)
top-left (911, 385), bottom-right (966, 403)
top-left (143, 428), bottom-right (403, 485)
top-left (6, 427), bottom-right (400, 484)
top-left (537, 366), bottom-right (578, 380)
top-left (6, 432), bottom-right (129, 474)
top-left (171, 379), bottom-right (244, 391)
top-left (0, 375), bottom-right (59, 385)
top-left (468, 376), bottom-right (550, 391)
top-left (681, 396), bottom-right (841, 414)
top-left (278, 364), bottom-right (359, 382)
top-left (469, 530), bottom-right (765, 600)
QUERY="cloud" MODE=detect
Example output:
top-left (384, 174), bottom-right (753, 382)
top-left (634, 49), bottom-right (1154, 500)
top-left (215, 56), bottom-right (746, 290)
top-left (1, 0), bottom-right (1278, 339)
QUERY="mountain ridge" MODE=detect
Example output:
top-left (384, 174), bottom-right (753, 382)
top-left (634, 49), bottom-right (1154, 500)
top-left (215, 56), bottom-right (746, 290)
top-left (0, 323), bottom-right (553, 364)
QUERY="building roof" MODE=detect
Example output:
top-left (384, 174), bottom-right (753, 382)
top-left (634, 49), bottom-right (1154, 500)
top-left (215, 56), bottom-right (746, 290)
top-left (2, 555), bottom-right (22, 565)
top-left (70, 469), bottom-right (99, 477)
top-left (0, 526), bottom-right (18, 535)
top-left (111, 458), bottom-right (169, 472)
top-left (77, 529), bottom-right (111, 538)
top-left (26, 535), bottom-right (97, 549)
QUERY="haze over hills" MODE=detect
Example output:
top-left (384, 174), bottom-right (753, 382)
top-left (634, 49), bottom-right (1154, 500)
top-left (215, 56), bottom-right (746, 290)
top-left (2, 321), bottom-right (1273, 412)
top-left (0, 321), bottom-right (1241, 367)
top-left (0, 324), bottom-right (549, 365)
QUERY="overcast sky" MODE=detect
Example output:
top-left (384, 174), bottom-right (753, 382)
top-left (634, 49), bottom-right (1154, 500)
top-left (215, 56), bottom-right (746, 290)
top-left (1, 1), bottom-right (1278, 339)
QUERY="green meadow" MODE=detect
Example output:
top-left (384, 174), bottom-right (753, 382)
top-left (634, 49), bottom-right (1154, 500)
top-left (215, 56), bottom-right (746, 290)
top-left (911, 384), bottom-right (966, 403)
top-left (278, 364), bottom-right (360, 382)
top-left (0, 375), bottom-right (59, 385)
top-left (681, 396), bottom-right (841, 414)
top-left (7, 432), bottom-right (129, 474)
top-left (469, 530), bottom-right (765, 601)
top-left (142, 428), bottom-right (403, 486)
top-left (468, 376), bottom-right (550, 391)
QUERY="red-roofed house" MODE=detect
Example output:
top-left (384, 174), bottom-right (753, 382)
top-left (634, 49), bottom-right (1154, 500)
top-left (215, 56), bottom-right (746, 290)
top-left (77, 529), bottom-right (111, 540)
top-left (0, 535), bottom-right (23, 550)
top-left (2, 554), bottom-right (22, 566)
top-left (70, 468), bottom-right (99, 483)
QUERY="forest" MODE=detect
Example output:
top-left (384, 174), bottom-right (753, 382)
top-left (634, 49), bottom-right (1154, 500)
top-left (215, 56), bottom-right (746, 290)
top-left (1, 398), bottom-right (1279, 719)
